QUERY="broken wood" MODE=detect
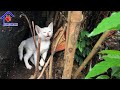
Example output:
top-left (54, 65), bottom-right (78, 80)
top-left (73, 30), bottom-right (111, 79)
top-left (62, 11), bottom-right (83, 79)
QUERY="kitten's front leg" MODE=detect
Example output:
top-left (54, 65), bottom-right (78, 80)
top-left (33, 51), bottom-right (42, 70)
top-left (24, 50), bottom-right (33, 69)
top-left (40, 51), bottom-right (48, 67)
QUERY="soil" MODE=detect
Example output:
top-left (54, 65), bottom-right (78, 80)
top-left (8, 61), bottom-right (35, 79)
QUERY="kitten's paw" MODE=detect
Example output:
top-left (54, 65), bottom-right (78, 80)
top-left (19, 55), bottom-right (23, 61)
top-left (40, 59), bottom-right (45, 66)
top-left (39, 66), bottom-right (42, 71)
top-left (26, 65), bottom-right (32, 69)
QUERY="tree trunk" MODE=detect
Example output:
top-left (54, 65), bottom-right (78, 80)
top-left (62, 11), bottom-right (83, 79)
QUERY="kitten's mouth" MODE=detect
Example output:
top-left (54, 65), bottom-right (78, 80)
top-left (46, 35), bottom-right (50, 37)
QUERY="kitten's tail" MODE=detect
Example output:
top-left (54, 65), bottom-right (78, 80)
top-left (18, 41), bottom-right (26, 61)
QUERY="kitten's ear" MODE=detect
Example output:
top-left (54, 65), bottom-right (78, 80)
top-left (35, 25), bottom-right (41, 35)
top-left (48, 22), bottom-right (53, 31)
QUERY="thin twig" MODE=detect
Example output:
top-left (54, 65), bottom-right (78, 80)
top-left (48, 57), bottom-right (53, 79)
top-left (45, 67), bottom-right (49, 79)
top-left (53, 11), bottom-right (59, 26)
top-left (33, 37), bottom-right (41, 79)
top-left (59, 12), bottom-right (68, 22)
top-left (32, 21), bottom-right (37, 48)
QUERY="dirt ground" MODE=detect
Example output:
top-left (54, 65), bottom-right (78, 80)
top-left (8, 61), bottom-right (35, 79)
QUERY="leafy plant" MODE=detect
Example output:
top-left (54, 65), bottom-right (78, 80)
top-left (85, 11), bottom-right (120, 79)
top-left (85, 50), bottom-right (120, 79)
top-left (75, 30), bottom-right (91, 65)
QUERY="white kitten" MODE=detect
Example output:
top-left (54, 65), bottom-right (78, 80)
top-left (18, 22), bottom-right (53, 70)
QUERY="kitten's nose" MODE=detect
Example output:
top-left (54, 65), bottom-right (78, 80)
top-left (47, 33), bottom-right (50, 37)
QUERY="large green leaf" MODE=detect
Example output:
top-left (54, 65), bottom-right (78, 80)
top-left (88, 12), bottom-right (120, 37)
top-left (85, 58), bottom-right (120, 79)
top-left (99, 50), bottom-right (120, 61)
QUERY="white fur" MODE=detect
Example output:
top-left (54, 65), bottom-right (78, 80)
top-left (18, 22), bottom-right (53, 70)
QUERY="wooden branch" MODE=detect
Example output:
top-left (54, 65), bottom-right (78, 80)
top-left (59, 12), bottom-right (68, 22)
top-left (73, 30), bottom-right (111, 79)
top-left (32, 21), bottom-right (37, 48)
top-left (33, 37), bottom-right (41, 79)
top-left (62, 11), bottom-right (83, 79)
top-left (54, 11), bottom-right (59, 27)
top-left (45, 67), bottom-right (49, 79)
top-left (63, 11), bottom-right (71, 60)
top-left (48, 56), bottom-right (53, 79)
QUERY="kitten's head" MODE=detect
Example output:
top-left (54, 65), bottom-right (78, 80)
top-left (35, 22), bottom-right (53, 41)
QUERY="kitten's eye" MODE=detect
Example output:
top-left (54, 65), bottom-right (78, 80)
top-left (49, 31), bottom-right (51, 32)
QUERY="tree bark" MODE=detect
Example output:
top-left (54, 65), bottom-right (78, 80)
top-left (62, 11), bottom-right (83, 79)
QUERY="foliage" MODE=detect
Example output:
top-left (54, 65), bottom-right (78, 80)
top-left (88, 12), bottom-right (120, 37)
top-left (85, 50), bottom-right (120, 79)
top-left (75, 30), bottom-right (91, 65)
top-left (85, 11), bottom-right (120, 79)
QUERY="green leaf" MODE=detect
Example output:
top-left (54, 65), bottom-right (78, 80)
top-left (111, 67), bottom-right (120, 79)
top-left (99, 50), bottom-right (120, 55)
top-left (96, 75), bottom-right (110, 79)
top-left (81, 40), bottom-right (86, 48)
top-left (103, 55), bottom-right (120, 61)
top-left (85, 58), bottom-right (120, 79)
top-left (81, 31), bottom-right (89, 39)
top-left (88, 12), bottom-right (120, 37)
top-left (78, 46), bottom-right (83, 53)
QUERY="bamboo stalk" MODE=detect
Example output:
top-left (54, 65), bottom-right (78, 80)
top-left (73, 30), bottom-right (110, 79)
